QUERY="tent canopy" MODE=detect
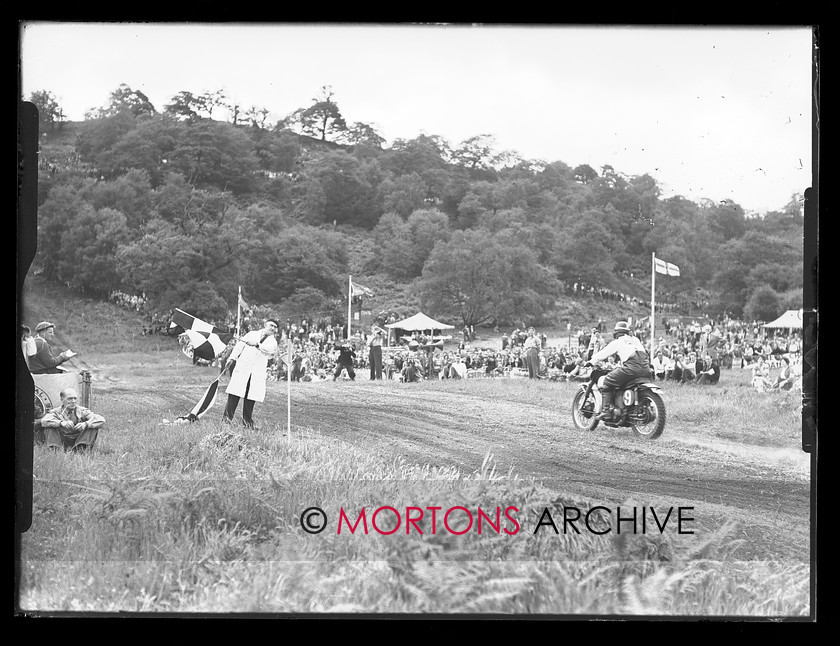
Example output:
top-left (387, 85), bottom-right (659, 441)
top-left (385, 312), bottom-right (455, 331)
top-left (762, 309), bottom-right (803, 329)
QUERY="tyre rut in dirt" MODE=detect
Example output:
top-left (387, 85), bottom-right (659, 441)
top-left (571, 388), bottom-right (599, 431)
top-left (631, 391), bottom-right (666, 439)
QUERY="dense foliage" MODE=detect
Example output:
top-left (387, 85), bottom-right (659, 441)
top-left (27, 86), bottom-right (805, 326)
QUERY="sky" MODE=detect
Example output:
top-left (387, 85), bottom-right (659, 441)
top-left (19, 22), bottom-right (815, 214)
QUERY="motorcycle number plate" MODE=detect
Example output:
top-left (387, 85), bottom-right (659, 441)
top-left (623, 390), bottom-right (635, 406)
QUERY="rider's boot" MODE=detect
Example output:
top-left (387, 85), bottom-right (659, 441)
top-left (594, 389), bottom-right (615, 421)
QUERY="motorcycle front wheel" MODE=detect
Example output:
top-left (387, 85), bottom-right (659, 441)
top-left (571, 387), bottom-right (600, 431)
top-left (629, 391), bottom-right (666, 439)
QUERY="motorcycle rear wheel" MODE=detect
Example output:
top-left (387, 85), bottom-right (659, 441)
top-left (630, 391), bottom-right (666, 439)
top-left (571, 388), bottom-right (600, 431)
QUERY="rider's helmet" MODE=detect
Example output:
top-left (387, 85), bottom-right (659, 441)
top-left (613, 321), bottom-right (631, 336)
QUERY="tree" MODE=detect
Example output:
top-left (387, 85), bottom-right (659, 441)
top-left (744, 285), bottom-right (781, 322)
top-left (115, 218), bottom-right (236, 320)
top-left (164, 91), bottom-right (202, 121)
top-left (451, 134), bottom-right (501, 171)
top-left (705, 199), bottom-right (747, 243)
top-left (93, 115), bottom-right (183, 184)
top-left (373, 208), bottom-right (452, 279)
top-left (76, 110), bottom-right (139, 167)
top-left (28, 90), bottom-right (65, 132)
top-left (198, 89), bottom-right (228, 119)
top-left (417, 229), bottom-right (559, 327)
top-left (225, 97), bottom-right (245, 127)
top-left (746, 261), bottom-right (801, 295)
top-left (35, 181), bottom-right (97, 279)
top-left (166, 119), bottom-right (259, 193)
top-left (152, 172), bottom-right (235, 225)
top-left (372, 212), bottom-right (412, 279)
top-left (538, 160), bottom-right (575, 189)
top-left (406, 208), bottom-right (451, 272)
top-left (297, 150), bottom-right (380, 228)
top-left (234, 224), bottom-right (349, 304)
top-left (379, 172), bottom-right (428, 218)
top-left (251, 129), bottom-right (301, 173)
top-left (92, 84), bottom-right (156, 118)
top-left (341, 121), bottom-right (385, 148)
top-left (298, 86), bottom-right (347, 142)
top-left (550, 211), bottom-right (617, 286)
top-left (710, 230), bottom-right (799, 318)
top-left (56, 206), bottom-right (131, 296)
top-left (573, 164), bottom-right (598, 185)
top-left (88, 169), bottom-right (154, 229)
top-left (246, 106), bottom-right (271, 130)
top-left (383, 134), bottom-right (451, 177)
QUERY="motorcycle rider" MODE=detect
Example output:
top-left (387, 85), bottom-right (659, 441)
top-left (586, 320), bottom-right (652, 421)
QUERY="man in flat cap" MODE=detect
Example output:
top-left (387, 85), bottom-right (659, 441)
top-left (28, 322), bottom-right (73, 374)
top-left (40, 387), bottom-right (105, 453)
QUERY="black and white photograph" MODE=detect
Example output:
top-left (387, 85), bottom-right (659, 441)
top-left (17, 22), bottom-right (817, 618)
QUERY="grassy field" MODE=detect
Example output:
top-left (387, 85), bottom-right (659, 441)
top-left (17, 278), bottom-right (812, 617)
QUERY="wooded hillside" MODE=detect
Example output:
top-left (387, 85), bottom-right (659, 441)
top-left (24, 85), bottom-right (805, 329)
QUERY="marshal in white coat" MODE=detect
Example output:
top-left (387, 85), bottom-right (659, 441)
top-left (225, 329), bottom-right (278, 403)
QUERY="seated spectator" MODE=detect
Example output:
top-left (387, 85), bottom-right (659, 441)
top-left (670, 352), bottom-right (695, 383)
top-left (720, 342), bottom-right (734, 369)
top-left (651, 350), bottom-right (671, 380)
top-left (696, 354), bottom-right (721, 385)
top-left (773, 356), bottom-right (797, 391)
top-left (565, 358), bottom-right (593, 382)
top-left (483, 350), bottom-right (498, 377)
top-left (449, 355), bottom-right (468, 379)
top-left (401, 356), bottom-right (423, 383)
top-left (39, 388), bottom-right (105, 453)
top-left (751, 356), bottom-right (773, 392)
top-left (29, 322), bottom-right (74, 375)
top-left (290, 354), bottom-right (306, 381)
top-left (741, 343), bottom-right (755, 369)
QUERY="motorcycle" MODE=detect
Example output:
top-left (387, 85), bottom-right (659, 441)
top-left (570, 365), bottom-right (666, 439)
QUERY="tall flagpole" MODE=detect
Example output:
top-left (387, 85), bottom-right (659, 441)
top-left (347, 275), bottom-right (353, 341)
top-left (236, 285), bottom-right (242, 337)
top-left (650, 253), bottom-right (656, 359)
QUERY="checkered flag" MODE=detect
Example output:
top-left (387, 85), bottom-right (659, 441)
top-left (169, 308), bottom-right (234, 362)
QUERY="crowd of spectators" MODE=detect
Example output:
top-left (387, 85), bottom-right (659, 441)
top-left (108, 291), bottom-right (173, 337)
top-left (107, 285), bottom-right (801, 392)
top-left (562, 280), bottom-right (709, 314)
top-left (183, 310), bottom-right (803, 392)
top-left (647, 316), bottom-right (802, 390)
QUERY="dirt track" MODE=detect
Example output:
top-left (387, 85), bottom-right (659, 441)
top-left (276, 379), bottom-right (811, 561)
top-left (89, 362), bottom-right (811, 563)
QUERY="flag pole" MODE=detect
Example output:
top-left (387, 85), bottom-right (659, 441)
top-left (286, 338), bottom-right (292, 441)
top-left (650, 252), bottom-right (656, 359)
top-left (236, 285), bottom-right (242, 338)
top-left (347, 275), bottom-right (352, 341)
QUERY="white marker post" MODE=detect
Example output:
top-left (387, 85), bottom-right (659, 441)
top-left (347, 275), bottom-right (353, 342)
top-left (286, 337), bottom-right (292, 441)
top-left (650, 252), bottom-right (656, 360)
top-left (236, 285), bottom-right (242, 338)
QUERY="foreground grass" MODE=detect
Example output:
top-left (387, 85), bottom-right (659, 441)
top-left (19, 277), bottom-right (809, 615)
top-left (19, 404), bottom-right (809, 616)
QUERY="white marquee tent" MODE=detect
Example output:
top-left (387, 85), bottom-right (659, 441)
top-left (385, 312), bottom-right (455, 332)
top-left (762, 309), bottom-right (803, 329)
top-left (385, 312), bottom-right (455, 346)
